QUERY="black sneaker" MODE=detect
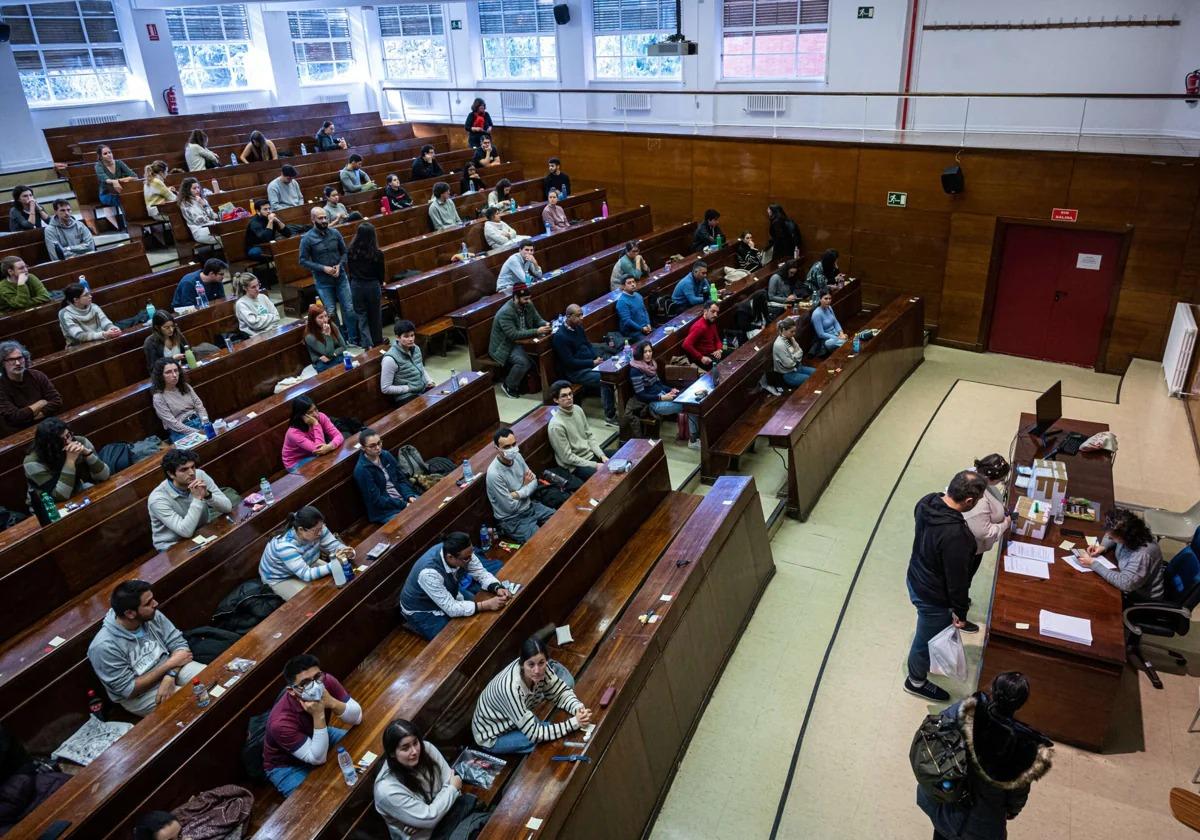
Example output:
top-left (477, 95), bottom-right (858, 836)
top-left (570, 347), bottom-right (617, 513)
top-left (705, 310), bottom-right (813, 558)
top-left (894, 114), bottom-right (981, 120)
top-left (959, 620), bottom-right (980, 634)
top-left (500, 383), bottom-right (521, 398)
top-left (904, 678), bottom-right (950, 702)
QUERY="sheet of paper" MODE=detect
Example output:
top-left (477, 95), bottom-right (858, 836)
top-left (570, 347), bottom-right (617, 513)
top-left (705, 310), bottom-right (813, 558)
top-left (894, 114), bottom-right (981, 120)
top-left (526, 818), bottom-right (544, 830)
top-left (48, 636), bottom-right (66, 647)
top-left (1086, 536), bottom-right (1099, 546)
top-left (1058, 540), bottom-right (1075, 550)
top-left (1093, 555), bottom-right (1116, 571)
top-left (1006, 540), bottom-right (1055, 563)
top-left (359, 750), bottom-right (378, 766)
top-left (1003, 555), bottom-right (1050, 579)
top-left (1015, 622), bottom-right (1030, 630)
top-left (208, 684), bottom-right (226, 698)
top-left (1039, 609), bottom-right (1092, 646)
top-left (555, 625), bottom-right (573, 644)
top-left (1063, 555), bottom-right (1093, 574)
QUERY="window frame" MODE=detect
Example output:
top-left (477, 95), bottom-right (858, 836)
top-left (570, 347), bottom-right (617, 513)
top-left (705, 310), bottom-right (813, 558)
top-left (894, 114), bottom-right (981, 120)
top-left (286, 7), bottom-right (357, 87)
top-left (477, 0), bottom-right (560, 82)
top-left (377, 4), bottom-right (450, 82)
top-left (590, 0), bottom-right (682, 83)
top-left (718, 0), bottom-right (830, 82)
top-left (165, 4), bottom-right (255, 95)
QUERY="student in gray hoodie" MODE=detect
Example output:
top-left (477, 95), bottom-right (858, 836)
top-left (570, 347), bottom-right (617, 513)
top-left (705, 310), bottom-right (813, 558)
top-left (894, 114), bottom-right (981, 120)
top-left (87, 580), bottom-right (203, 717)
top-left (43, 200), bottom-right (96, 261)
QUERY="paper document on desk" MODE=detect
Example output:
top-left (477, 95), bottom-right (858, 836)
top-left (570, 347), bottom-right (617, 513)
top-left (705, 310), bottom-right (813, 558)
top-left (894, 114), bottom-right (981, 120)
top-left (1093, 555), bottom-right (1115, 571)
top-left (1004, 556), bottom-right (1050, 579)
top-left (1007, 540), bottom-right (1055, 563)
top-left (1063, 554), bottom-right (1092, 573)
top-left (1039, 609), bottom-right (1092, 646)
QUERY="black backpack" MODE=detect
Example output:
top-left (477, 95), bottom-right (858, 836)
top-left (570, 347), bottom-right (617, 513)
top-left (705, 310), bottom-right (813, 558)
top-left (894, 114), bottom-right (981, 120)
top-left (212, 580), bottom-right (284, 637)
top-left (910, 711), bottom-right (970, 805)
top-left (241, 689), bottom-right (287, 784)
top-left (183, 626), bottom-right (242, 664)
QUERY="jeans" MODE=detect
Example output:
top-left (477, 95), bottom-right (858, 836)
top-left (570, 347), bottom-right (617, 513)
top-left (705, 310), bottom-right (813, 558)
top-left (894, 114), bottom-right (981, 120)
top-left (782, 366), bottom-right (817, 388)
top-left (351, 281), bottom-right (383, 347)
top-left (315, 275), bottom-right (358, 345)
top-left (312, 358), bottom-right (339, 373)
top-left (823, 336), bottom-right (846, 351)
top-left (485, 662), bottom-right (577, 755)
top-left (908, 581), bottom-right (953, 683)
top-left (404, 609), bottom-right (449, 641)
top-left (648, 401), bottom-right (699, 440)
top-left (573, 368), bottom-right (616, 420)
top-left (266, 727), bottom-right (347, 796)
top-left (568, 465), bottom-right (597, 481)
top-left (503, 346), bottom-right (533, 393)
top-left (248, 245), bottom-right (266, 260)
top-left (497, 501), bottom-right (555, 543)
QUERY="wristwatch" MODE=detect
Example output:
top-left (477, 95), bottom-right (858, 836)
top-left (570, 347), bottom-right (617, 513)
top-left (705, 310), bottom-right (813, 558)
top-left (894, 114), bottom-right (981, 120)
top-left (167, 668), bottom-right (179, 679)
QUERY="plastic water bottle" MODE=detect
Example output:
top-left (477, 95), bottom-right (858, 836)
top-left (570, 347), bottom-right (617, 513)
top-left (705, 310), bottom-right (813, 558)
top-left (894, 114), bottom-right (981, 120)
top-left (510, 198), bottom-right (517, 213)
top-left (343, 350), bottom-right (353, 370)
top-left (41, 491), bottom-right (60, 522)
top-left (87, 689), bottom-right (104, 720)
top-left (184, 348), bottom-right (198, 369)
top-left (78, 275), bottom-right (89, 292)
top-left (194, 281), bottom-right (208, 308)
top-left (460, 242), bottom-right (469, 261)
top-left (300, 142), bottom-right (309, 156)
top-left (601, 201), bottom-right (609, 219)
top-left (462, 459), bottom-right (474, 482)
top-left (622, 339), bottom-right (632, 365)
top-left (146, 300), bottom-right (156, 319)
top-left (1053, 495), bottom-right (1066, 526)
top-left (203, 420), bottom-right (216, 440)
top-left (229, 152), bottom-right (238, 166)
top-left (544, 222), bottom-right (552, 235)
top-left (342, 558), bottom-right (354, 580)
top-left (259, 477), bottom-right (274, 504)
top-left (715, 234), bottom-right (724, 248)
top-left (449, 369), bottom-right (459, 391)
top-left (479, 525), bottom-right (492, 551)
top-left (852, 335), bottom-right (861, 353)
top-left (192, 678), bottom-right (210, 708)
top-left (224, 335), bottom-right (235, 353)
top-left (337, 747), bottom-right (358, 786)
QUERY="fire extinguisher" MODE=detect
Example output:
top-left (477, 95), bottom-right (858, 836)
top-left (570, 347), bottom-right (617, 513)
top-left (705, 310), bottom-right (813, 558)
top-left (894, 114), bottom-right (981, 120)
top-left (162, 86), bottom-right (178, 115)
top-left (1186, 69), bottom-right (1200, 107)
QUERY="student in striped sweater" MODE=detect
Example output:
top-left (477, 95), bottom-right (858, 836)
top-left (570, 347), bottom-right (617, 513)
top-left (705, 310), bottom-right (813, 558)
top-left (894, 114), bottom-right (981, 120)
top-left (258, 506), bottom-right (355, 600)
top-left (471, 637), bottom-right (592, 754)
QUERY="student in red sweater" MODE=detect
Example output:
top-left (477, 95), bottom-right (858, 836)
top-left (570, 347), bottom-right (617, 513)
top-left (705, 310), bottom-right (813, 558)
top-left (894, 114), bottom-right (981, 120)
top-left (682, 302), bottom-right (723, 369)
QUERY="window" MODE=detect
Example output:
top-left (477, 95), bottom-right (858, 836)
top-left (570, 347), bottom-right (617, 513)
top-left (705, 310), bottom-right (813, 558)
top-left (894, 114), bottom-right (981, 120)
top-left (592, 0), bottom-right (680, 80)
top-left (2, 1), bottom-right (130, 105)
top-left (721, 0), bottom-right (828, 80)
top-left (166, 5), bottom-right (252, 93)
top-left (378, 4), bottom-right (449, 80)
top-left (478, 0), bottom-right (557, 80)
top-left (287, 8), bottom-right (355, 84)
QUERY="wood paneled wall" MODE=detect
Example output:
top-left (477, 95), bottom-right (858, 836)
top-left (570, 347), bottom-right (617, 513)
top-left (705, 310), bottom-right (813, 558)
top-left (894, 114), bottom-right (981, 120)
top-left (416, 122), bottom-right (1200, 373)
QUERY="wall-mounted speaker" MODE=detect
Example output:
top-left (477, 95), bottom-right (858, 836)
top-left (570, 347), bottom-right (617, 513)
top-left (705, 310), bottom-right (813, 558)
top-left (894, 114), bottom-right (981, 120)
top-left (553, 4), bottom-right (570, 25)
top-left (0, 23), bottom-right (10, 44)
top-left (941, 165), bottom-right (965, 195)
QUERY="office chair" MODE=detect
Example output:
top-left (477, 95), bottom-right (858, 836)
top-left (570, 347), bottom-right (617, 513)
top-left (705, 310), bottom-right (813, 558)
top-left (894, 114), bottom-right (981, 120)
top-left (1142, 498), bottom-right (1200, 543)
top-left (1124, 539), bottom-right (1200, 690)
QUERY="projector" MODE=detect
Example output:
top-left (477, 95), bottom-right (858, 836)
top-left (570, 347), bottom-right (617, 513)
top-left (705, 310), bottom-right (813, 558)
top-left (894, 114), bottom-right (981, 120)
top-left (648, 39), bottom-right (698, 57)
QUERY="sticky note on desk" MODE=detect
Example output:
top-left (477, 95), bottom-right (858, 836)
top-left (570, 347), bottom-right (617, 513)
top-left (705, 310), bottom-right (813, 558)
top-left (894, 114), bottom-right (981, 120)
top-left (1086, 536), bottom-right (1099, 546)
top-left (659, 594), bottom-right (672, 602)
top-left (1058, 540), bottom-right (1075, 550)
top-left (48, 636), bottom-right (66, 648)
top-left (209, 684), bottom-right (226, 698)
top-left (1015, 622), bottom-right (1030, 630)
top-left (526, 818), bottom-right (544, 830)
top-left (555, 625), bottom-right (573, 644)
top-left (359, 750), bottom-right (378, 766)
top-left (246, 411), bottom-right (257, 419)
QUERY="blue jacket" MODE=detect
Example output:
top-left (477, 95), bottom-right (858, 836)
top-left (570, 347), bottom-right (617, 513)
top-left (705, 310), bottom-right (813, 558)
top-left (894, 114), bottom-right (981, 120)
top-left (171, 270), bottom-right (224, 308)
top-left (616, 291), bottom-right (650, 339)
top-left (811, 305), bottom-right (843, 342)
top-left (551, 322), bottom-right (596, 378)
top-left (671, 275), bottom-right (709, 308)
top-left (353, 451), bottom-right (419, 524)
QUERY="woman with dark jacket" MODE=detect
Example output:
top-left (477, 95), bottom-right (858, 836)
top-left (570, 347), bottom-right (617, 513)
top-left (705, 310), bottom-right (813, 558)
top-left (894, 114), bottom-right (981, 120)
top-left (464, 98), bottom-right (493, 149)
top-left (347, 222), bottom-right (386, 347)
top-left (766, 204), bottom-right (801, 263)
top-left (918, 672), bottom-right (1053, 840)
top-left (142, 310), bottom-right (191, 374)
top-left (382, 174), bottom-right (412, 212)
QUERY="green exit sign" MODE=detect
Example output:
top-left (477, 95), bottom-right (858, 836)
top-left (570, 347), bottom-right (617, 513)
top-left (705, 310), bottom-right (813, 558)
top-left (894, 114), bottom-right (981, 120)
top-left (887, 191), bottom-right (907, 208)
top-left (857, 6), bottom-right (875, 18)
top-left (450, 19), bottom-right (462, 30)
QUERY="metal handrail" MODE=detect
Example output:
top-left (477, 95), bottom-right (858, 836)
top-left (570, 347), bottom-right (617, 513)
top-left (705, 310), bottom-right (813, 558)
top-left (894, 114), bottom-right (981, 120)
top-left (380, 85), bottom-right (1197, 101)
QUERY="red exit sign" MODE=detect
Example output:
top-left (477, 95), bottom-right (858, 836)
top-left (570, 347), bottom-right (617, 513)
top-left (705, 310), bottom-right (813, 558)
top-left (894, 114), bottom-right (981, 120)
top-left (1051, 208), bottom-right (1078, 222)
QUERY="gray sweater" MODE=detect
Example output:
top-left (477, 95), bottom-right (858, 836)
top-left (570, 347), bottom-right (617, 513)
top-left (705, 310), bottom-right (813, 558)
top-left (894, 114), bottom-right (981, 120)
top-left (772, 334), bottom-right (805, 373)
top-left (267, 176), bottom-right (304, 209)
top-left (59, 302), bottom-right (114, 344)
top-left (428, 197), bottom-right (461, 231)
top-left (236, 294), bottom-right (280, 334)
top-left (44, 216), bottom-right (96, 261)
top-left (1094, 537), bottom-right (1166, 600)
top-left (147, 469), bottom-right (233, 550)
top-left (485, 451), bottom-right (538, 523)
top-left (87, 607), bottom-right (189, 702)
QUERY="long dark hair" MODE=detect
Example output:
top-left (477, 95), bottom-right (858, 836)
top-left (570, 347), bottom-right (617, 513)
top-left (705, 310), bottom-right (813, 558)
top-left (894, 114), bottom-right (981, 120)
top-left (151, 357), bottom-right (193, 395)
top-left (1105, 507), bottom-right (1154, 551)
top-left (347, 221), bottom-right (382, 264)
top-left (179, 176), bottom-right (203, 206)
top-left (767, 204), bottom-right (789, 225)
top-left (280, 504), bottom-right (325, 538)
top-left (520, 635), bottom-right (550, 664)
top-left (289, 395), bottom-right (316, 430)
top-left (151, 310), bottom-right (186, 349)
top-left (381, 719), bottom-right (441, 803)
top-left (819, 249), bottom-right (839, 278)
top-left (30, 417), bottom-right (69, 473)
top-left (249, 130), bottom-right (269, 161)
top-left (973, 453), bottom-right (1010, 482)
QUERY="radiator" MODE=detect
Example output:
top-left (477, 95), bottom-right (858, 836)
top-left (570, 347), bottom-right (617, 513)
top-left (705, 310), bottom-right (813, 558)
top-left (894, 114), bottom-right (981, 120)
top-left (501, 91), bottom-right (536, 111)
top-left (210, 102), bottom-right (250, 113)
top-left (68, 114), bottom-right (119, 127)
top-left (1163, 302), bottom-right (1198, 396)
top-left (401, 90), bottom-right (433, 108)
top-left (744, 94), bottom-right (788, 115)
top-left (318, 95), bottom-right (346, 104)
top-left (613, 92), bottom-right (651, 112)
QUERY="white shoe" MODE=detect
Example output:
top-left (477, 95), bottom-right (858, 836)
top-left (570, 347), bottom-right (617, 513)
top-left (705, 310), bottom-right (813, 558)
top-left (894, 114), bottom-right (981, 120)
top-left (687, 439), bottom-right (700, 450)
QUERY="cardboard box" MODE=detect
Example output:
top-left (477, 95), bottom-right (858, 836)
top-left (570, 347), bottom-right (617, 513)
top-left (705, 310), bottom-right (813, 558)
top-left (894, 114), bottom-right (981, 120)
top-left (1013, 495), bottom-right (1050, 541)
top-left (1029, 459), bottom-right (1068, 507)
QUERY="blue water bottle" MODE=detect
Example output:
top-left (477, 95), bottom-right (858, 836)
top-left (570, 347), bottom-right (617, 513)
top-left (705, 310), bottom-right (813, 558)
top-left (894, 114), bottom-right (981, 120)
top-left (229, 152), bottom-right (238, 166)
top-left (479, 525), bottom-right (492, 551)
top-left (78, 275), bottom-right (89, 292)
top-left (544, 222), bottom-right (552, 235)
top-left (343, 350), bottom-right (353, 370)
top-left (462, 459), bottom-right (474, 482)
top-left (853, 335), bottom-right (861, 353)
top-left (510, 198), bottom-right (517, 213)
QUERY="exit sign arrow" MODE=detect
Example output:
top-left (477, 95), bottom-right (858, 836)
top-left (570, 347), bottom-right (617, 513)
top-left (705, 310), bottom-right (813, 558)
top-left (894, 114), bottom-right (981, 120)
top-left (887, 191), bottom-right (907, 208)
top-left (858, 6), bottom-right (875, 18)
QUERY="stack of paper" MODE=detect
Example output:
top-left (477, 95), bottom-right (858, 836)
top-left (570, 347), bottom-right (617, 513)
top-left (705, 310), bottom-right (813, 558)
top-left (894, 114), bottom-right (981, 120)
top-left (1007, 540), bottom-right (1055, 563)
top-left (1004, 556), bottom-right (1050, 579)
top-left (1039, 609), bottom-right (1092, 646)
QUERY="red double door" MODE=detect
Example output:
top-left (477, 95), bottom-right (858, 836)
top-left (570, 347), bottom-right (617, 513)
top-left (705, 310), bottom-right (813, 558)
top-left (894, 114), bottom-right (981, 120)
top-left (988, 224), bottom-right (1122, 368)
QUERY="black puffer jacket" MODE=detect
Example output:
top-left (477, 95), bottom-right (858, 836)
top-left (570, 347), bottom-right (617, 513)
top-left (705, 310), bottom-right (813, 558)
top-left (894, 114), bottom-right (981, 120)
top-left (907, 492), bottom-right (976, 618)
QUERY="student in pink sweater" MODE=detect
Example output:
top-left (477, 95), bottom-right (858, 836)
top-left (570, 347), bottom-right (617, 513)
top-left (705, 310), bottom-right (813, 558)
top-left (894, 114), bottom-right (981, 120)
top-left (282, 395), bottom-right (344, 472)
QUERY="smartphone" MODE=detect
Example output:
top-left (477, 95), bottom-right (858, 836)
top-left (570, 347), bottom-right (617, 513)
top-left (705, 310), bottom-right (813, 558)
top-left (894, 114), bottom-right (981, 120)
top-left (1061, 527), bottom-right (1085, 538)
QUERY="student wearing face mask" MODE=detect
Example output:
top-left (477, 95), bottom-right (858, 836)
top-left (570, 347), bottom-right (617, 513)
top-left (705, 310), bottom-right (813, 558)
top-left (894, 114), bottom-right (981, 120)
top-left (485, 427), bottom-right (555, 543)
top-left (262, 653), bottom-right (363, 797)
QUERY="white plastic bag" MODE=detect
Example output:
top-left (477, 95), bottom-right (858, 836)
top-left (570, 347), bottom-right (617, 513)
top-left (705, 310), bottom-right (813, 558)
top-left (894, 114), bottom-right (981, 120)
top-left (928, 624), bottom-right (967, 682)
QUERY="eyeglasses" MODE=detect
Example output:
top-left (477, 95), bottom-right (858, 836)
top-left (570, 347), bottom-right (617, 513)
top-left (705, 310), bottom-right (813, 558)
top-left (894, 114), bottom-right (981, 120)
top-left (4, 356), bottom-right (23, 364)
top-left (292, 671), bottom-right (324, 691)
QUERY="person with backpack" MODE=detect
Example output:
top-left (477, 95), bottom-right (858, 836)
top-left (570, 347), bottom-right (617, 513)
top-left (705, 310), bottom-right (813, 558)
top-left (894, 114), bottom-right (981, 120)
top-left (915, 672), bottom-right (1053, 840)
top-left (147, 448), bottom-right (234, 551)
top-left (354, 428), bottom-right (420, 524)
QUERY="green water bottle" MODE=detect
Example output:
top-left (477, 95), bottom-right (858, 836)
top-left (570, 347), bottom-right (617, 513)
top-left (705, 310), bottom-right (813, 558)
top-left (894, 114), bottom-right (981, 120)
top-left (41, 492), bottom-right (60, 522)
top-left (184, 348), bottom-right (198, 369)
top-left (708, 282), bottom-right (719, 303)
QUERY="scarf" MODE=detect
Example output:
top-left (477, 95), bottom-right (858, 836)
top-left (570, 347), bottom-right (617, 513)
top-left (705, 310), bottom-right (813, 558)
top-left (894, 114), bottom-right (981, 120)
top-left (630, 358), bottom-right (657, 378)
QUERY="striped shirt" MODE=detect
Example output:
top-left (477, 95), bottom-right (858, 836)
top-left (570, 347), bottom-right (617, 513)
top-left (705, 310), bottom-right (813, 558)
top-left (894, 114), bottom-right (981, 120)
top-left (471, 658), bottom-right (583, 748)
top-left (258, 525), bottom-right (347, 585)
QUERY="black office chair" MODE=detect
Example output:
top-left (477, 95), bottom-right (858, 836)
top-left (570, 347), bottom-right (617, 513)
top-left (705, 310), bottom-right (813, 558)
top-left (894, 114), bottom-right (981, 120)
top-left (1124, 536), bottom-right (1200, 689)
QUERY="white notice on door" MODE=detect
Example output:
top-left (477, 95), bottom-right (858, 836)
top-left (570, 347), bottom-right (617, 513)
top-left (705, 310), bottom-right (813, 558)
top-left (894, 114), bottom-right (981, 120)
top-left (1076, 253), bottom-right (1102, 270)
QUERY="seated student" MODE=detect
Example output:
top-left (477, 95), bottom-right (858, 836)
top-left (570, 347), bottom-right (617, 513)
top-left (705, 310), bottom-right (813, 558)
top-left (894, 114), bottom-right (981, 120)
top-left (281, 394), bottom-right (344, 472)
top-left (304, 303), bottom-right (348, 373)
top-left (44, 199), bottom-right (96, 261)
top-left (472, 134), bottom-right (501, 167)
top-left (315, 120), bottom-right (348, 152)
top-left (1079, 507), bottom-right (1166, 601)
top-left (427, 182), bottom-right (461, 231)
top-left (94, 144), bottom-right (136, 230)
top-left (411, 145), bottom-right (444, 180)
top-left (396, 532), bottom-right (510, 640)
top-left (692, 209), bottom-right (725, 253)
top-left (805, 249), bottom-right (843, 299)
top-left (339, 154), bottom-right (376, 194)
top-left (382, 320), bottom-right (435, 404)
top-left (58, 283), bottom-right (120, 345)
top-left (541, 188), bottom-right (569, 232)
top-left (768, 259), bottom-right (803, 313)
top-left (87, 580), bottom-right (204, 717)
top-left (24, 416), bottom-right (109, 502)
top-left (9, 184), bottom-right (49, 230)
top-left (486, 427), bottom-right (555, 542)
top-left (682, 301), bottom-right (723, 369)
top-left (548, 380), bottom-right (608, 481)
top-left (245, 199), bottom-right (293, 260)
top-left (354, 428), bottom-right (419, 524)
top-left (496, 241), bottom-right (542, 294)
top-left (543, 157), bottom-right (570, 200)
top-left (240, 129), bottom-right (278, 164)
top-left (551, 303), bottom-right (616, 423)
top-left (629, 341), bottom-right (699, 447)
top-left (471, 636), bottom-right (590, 755)
top-left (152, 358), bottom-right (210, 442)
top-left (0, 340), bottom-right (62, 433)
top-left (736, 230), bottom-right (764, 272)
top-left (184, 129), bottom-right (219, 172)
top-left (147, 448), bottom-right (234, 551)
top-left (609, 239), bottom-right (647, 291)
top-left (262, 653), bottom-right (362, 797)
top-left (178, 177), bottom-right (222, 248)
top-left (772, 317), bottom-right (817, 389)
top-left (143, 311), bottom-right (191, 374)
top-left (235, 273), bottom-right (281, 335)
top-left (258, 507), bottom-right (353, 600)
top-left (670, 261), bottom-right (711, 312)
top-left (382, 173), bottom-right (413, 211)
top-left (483, 205), bottom-right (522, 251)
top-left (171, 257), bottom-right (227, 308)
top-left (616, 275), bottom-right (652, 341)
top-left (459, 162), bottom-right (486, 196)
top-left (268, 165), bottom-right (304, 210)
top-left (489, 283), bottom-right (550, 398)
top-left (133, 791), bottom-right (254, 840)
top-left (487, 178), bottom-right (515, 209)
top-left (142, 161), bottom-right (176, 221)
top-left (811, 287), bottom-right (847, 352)
top-left (323, 185), bottom-right (362, 224)
top-left (0, 255), bottom-right (50, 311)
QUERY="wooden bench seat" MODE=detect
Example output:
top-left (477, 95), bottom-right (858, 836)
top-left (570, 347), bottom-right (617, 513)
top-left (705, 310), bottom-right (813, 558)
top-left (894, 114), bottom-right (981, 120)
top-left (33, 240), bottom-right (149, 292)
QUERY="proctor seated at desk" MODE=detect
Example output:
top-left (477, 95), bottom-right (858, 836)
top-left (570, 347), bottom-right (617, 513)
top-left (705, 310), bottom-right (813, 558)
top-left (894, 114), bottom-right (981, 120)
top-left (0, 340), bottom-right (61, 433)
top-left (382, 321), bottom-right (435, 405)
top-left (263, 653), bottom-right (363, 797)
top-left (459, 163), bottom-right (486, 196)
top-left (58, 283), bottom-right (120, 345)
top-left (171, 258), bottom-right (227, 308)
top-left (610, 239), bottom-right (647, 291)
top-left (315, 120), bottom-right (348, 152)
top-left (630, 341), bottom-right (699, 447)
top-left (323, 185), bottom-right (362, 224)
top-left (490, 283), bottom-right (550, 398)
top-left (812, 287), bottom-right (847, 352)
top-left (282, 394), bottom-right (345, 473)
top-left (397, 531), bottom-right (510, 641)
top-left (693, 209), bottom-right (724, 253)
top-left (9, 184), bottom-right (49, 231)
top-left (616, 275), bottom-right (652, 341)
top-left (683, 301), bottom-right (723, 369)
top-left (427, 182), bottom-right (462, 231)
top-left (543, 157), bottom-right (570, 200)
top-left (88, 580), bottom-right (204, 717)
top-left (671, 261), bottom-right (711, 311)
top-left (542, 188), bottom-right (569, 232)
top-left (488, 178), bottom-right (516, 209)
top-left (267, 165), bottom-right (304, 210)
top-left (772, 317), bottom-right (817, 389)
top-left (472, 636), bottom-right (590, 755)
top-left (486, 426), bottom-right (555, 542)
top-left (44, 199), bottom-right (96, 261)
top-left (383, 174), bottom-right (413, 211)
top-left (552, 304), bottom-right (616, 423)
top-left (143, 310), bottom-right (191, 375)
top-left (768, 259), bottom-right (803, 312)
top-left (258, 506), bottom-right (354, 600)
top-left (24, 417), bottom-right (109, 502)
top-left (548, 380), bottom-right (608, 481)
top-left (472, 134), bottom-right (501, 168)
top-left (806, 249), bottom-right (844, 300)
top-left (305, 303), bottom-right (348, 373)
top-left (496, 242), bottom-right (542, 295)
top-left (245, 199), bottom-right (293, 261)
top-left (736, 230), bottom-right (763, 272)
top-left (0, 255), bottom-right (49, 311)
top-left (148, 448), bottom-right (234, 551)
top-left (340, 154), bottom-right (376, 194)
top-left (412, 145), bottom-right (444, 181)
top-left (483, 205), bottom-right (522, 251)
top-left (354, 427), bottom-right (419, 525)
top-left (960, 454), bottom-right (1012, 584)
top-left (152, 359), bottom-right (211, 442)
top-left (234, 273), bottom-right (280, 335)
top-left (1079, 507), bottom-right (1166, 601)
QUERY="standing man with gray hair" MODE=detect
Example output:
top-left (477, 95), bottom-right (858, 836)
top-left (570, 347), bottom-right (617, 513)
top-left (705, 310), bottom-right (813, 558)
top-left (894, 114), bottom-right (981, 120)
top-left (0, 340), bottom-right (61, 434)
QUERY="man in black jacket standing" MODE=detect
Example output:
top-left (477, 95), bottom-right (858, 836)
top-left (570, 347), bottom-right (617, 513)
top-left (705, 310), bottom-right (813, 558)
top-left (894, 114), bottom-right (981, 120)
top-left (904, 470), bottom-right (987, 702)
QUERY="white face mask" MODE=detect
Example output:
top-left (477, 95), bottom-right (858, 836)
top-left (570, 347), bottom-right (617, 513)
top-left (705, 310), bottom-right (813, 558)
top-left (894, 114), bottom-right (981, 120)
top-left (501, 445), bottom-right (519, 459)
top-left (299, 680), bottom-right (325, 702)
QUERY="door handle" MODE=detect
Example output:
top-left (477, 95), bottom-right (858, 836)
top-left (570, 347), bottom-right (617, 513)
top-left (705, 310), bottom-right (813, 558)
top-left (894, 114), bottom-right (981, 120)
top-left (1053, 290), bottom-right (1067, 302)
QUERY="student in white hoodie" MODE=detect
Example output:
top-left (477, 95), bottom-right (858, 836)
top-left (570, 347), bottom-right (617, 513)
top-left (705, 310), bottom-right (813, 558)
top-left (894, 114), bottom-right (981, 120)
top-left (960, 453), bottom-right (1011, 584)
